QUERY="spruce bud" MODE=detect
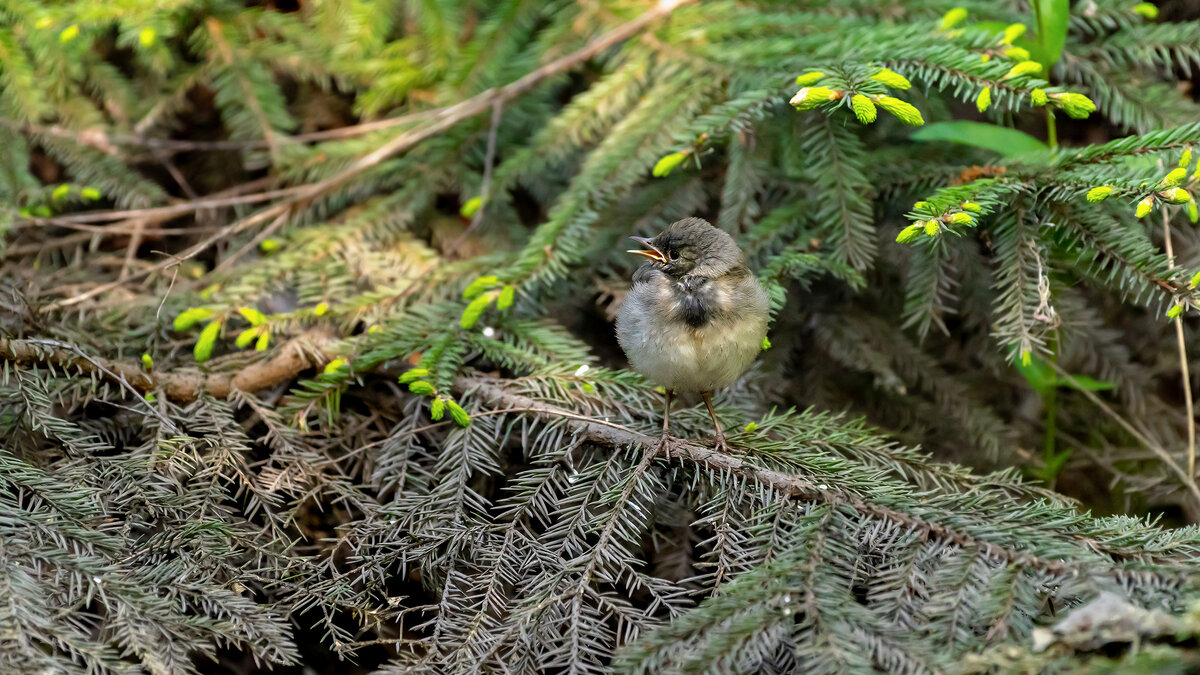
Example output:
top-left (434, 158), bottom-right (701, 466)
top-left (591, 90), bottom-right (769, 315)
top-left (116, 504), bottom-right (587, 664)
top-left (790, 87), bottom-right (837, 110)
top-left (497, 285), bottom-right (515, 311)
top-left (1132, 3), bottom-right (1158, 20)
top-left (1160, 187), bottom-right (1192, 204)
top-left (875, 96), bottom-right (924, 125)
top-left (460, 293), bottom-right (495, 329)
top-left (1160, 168), bottom-right (1187, 187)
top-left (399, 368), bottom-right (431, 384)
top-left (851, 94), bottom-right (877, 124)
top-left (870, 68), bottom-right (911, 90)
top-left (173, 308), bottom-right (214, 332)
top-left (1052, 92), bottom-right (1096, 119)
top-left (1002, 23), bottom-right (1026, 44)
top-left (652, 152), bottom-right (687, 177)
top-left (939, 8), bottom-right (968, 31)
top-left (1004, 47), bottom-right (1031, 61)
top-left (408, 380), bottom-right (436, 396)
top-left (794, 71), bottom-right (825, 87)
top-left (194, 321), bottom-right (221, 363)
top-left (976, 87), bottom-right (991, 113)
top-left (447, 400), bottom-right (471, 427)
top-left (235, 327), bottom-right (259, 349)
top-left (896, 223), bottom-right (924, 243)
top-left (1002, 62), bottom-right (1042, 79)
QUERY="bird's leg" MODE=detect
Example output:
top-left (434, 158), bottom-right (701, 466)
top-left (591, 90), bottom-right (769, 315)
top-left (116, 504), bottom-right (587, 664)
top-left (701, 391), bottom-right (732, 453)
top-left (657, 389), bottom-right (674, 459)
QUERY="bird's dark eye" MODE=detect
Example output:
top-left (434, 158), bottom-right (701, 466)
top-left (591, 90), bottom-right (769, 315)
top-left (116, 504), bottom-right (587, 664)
top-left (668, 249), bottom-right (679, 260)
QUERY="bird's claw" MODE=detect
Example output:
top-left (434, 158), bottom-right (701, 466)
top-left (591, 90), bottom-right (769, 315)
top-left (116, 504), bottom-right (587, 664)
top-left (654, 433), bottom-right (675, 460)
top-left (711, 434), bottom-right (737, 454)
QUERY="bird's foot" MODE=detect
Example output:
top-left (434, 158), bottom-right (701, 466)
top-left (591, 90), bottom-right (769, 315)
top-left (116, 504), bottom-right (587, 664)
top-left (654, 433), bottom-right (676, 460)
top-left (711, 434), bottom-right (738, 454)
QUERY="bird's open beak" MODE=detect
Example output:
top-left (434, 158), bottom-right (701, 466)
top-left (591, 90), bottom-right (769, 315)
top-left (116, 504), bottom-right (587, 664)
top-left (626, 236), bottom-right (665, 263)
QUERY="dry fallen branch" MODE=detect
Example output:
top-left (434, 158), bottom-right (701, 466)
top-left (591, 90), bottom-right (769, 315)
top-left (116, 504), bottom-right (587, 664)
top-left (0, 330), bottom-right (335, 403)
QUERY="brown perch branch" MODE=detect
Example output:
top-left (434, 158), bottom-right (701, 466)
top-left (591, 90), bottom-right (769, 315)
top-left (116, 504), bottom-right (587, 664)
top-left (0, 330), bottom-right (335, 403)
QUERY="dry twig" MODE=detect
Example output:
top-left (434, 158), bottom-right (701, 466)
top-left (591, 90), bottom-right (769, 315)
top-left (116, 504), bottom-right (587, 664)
top-left (1162, 208), bottom-right (1196, 478)
top-left (0, 330), bottom-right (335, 403)
top-left (1047, 359), bottom-right (1200, 506)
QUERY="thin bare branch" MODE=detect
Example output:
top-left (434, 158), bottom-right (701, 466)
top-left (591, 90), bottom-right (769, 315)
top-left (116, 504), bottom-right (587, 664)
top-left (1162, 207), bottom-right (1196, 478)
top-left (1047, 359), bottom-right (1200, 506)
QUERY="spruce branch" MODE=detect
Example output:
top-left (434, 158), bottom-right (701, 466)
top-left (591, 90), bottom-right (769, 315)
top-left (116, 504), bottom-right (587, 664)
top-left (461, 378), bottom-right (1184, 577)
top-left (8, 2), bottom-right (1200, 669)
top-left (7, 331), bottom-right (1183, 578)
top-left (35, 0), bottom-right (696, 312)
top-left (205, 17), bottom-right (282, 157)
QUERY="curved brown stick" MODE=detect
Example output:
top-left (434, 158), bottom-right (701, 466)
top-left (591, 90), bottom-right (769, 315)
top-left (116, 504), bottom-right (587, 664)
top-left (0, 330), bottom-right (334, 403)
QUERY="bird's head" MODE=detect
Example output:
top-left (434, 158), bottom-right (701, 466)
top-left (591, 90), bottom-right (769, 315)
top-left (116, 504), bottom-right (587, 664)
top-left (627, 217), bottom-right (742, 278)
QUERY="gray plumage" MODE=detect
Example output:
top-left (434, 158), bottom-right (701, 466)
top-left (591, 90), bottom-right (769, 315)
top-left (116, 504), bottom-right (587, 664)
top-left (615, 217), bottom-right (769, 450)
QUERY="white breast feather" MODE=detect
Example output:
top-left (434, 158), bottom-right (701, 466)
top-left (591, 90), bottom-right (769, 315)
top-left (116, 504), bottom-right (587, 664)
top-left (617, 275), bottom-right (766, 392)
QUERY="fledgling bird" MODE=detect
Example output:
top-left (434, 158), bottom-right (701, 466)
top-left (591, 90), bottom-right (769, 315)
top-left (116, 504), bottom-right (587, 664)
top-left (616, 217), bottom-right (769, 452)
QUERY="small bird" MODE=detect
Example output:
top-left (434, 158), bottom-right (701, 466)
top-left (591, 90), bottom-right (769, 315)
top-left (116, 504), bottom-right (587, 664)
top-left (616, 217), bottom-right (769, 452)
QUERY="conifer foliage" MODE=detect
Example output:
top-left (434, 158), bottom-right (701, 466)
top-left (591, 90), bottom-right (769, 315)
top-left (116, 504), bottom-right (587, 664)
top-left (5, 0), bottom-right (1200, 672)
